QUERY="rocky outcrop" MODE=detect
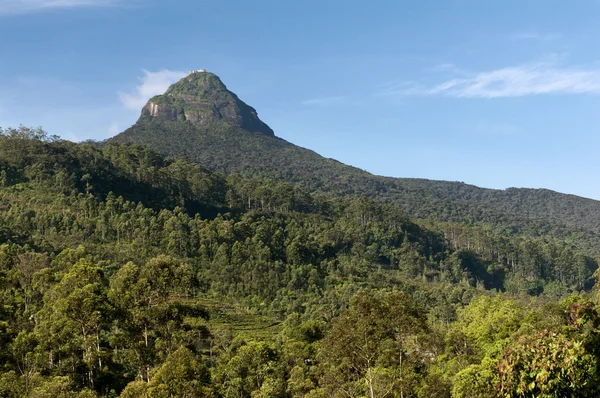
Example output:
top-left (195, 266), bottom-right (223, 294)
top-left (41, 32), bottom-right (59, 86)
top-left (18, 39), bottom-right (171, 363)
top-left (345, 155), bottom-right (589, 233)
top-left (142, 102), bottom-right (179, 120)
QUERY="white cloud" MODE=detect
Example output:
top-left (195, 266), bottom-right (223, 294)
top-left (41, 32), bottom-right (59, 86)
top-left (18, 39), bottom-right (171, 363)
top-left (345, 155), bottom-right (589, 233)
top-left (302, 96), bottom-right (347, 106)
top-left (393, 60), bottom-right (600, 99)
top-left (118, 69), bottom-right (187, 110)
top-left (0, 0), bottom-right (119, 14)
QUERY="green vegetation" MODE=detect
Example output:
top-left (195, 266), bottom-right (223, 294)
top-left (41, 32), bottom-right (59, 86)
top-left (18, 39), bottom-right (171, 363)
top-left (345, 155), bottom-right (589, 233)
top-left (1, 126), bottom-right (600, 396)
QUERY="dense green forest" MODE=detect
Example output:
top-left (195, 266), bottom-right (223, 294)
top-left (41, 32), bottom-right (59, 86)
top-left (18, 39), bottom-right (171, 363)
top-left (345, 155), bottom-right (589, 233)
top-left (1, 126), bottom-right (600, 397)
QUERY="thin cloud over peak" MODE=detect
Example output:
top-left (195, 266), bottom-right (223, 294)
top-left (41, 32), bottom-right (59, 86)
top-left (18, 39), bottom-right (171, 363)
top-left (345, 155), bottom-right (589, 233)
top-left (392, 60), bottom-right (600, 99)
top-left (0, 0), bottom-right (121, 14)
top-left (118, 69), bottom-right (187, 110)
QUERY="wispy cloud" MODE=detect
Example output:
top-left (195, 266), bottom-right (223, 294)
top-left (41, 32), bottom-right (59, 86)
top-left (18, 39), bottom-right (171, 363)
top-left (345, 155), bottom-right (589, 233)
top-left (391, 60), bottom-right (600, 99)
top-left (0, 0), bottom-right (121, 14)
top-left (302, 96), bottom-right (347, 106)
top-left (118, 69), bottom-right (187, 110)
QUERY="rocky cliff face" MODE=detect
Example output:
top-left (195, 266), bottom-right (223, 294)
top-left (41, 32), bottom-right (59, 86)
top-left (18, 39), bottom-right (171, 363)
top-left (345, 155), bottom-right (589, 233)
top-left (143, 101), bottom-right (179, 120)
top-left (140, 70), bottom-right (274, 136)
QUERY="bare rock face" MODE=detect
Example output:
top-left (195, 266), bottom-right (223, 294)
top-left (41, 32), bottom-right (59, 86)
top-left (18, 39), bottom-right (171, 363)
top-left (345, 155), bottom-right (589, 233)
top-left (140, 71), bottom-right (274, 136)
top-left (142, 102), bottom-right (179, 120)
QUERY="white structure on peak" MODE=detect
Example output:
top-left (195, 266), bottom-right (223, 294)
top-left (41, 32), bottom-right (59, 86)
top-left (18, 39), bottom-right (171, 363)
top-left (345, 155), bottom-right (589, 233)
top-left (192, 69), bottom-right (206, 73)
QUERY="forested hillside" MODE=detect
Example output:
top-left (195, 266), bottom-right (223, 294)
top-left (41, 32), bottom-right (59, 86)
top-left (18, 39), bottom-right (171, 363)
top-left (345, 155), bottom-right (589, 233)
top-left (110, 72), bottom-right (600, 255)
top-left (1, 126), bottom-right (600, 397)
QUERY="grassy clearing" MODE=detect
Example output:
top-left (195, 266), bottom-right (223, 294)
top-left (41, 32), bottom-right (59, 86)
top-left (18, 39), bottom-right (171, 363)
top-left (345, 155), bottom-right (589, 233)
top-left (193, 297), bottom-right (283, 341)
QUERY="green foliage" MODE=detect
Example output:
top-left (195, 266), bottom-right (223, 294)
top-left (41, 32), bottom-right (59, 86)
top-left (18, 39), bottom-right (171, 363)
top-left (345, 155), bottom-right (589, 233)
top-left (452, 358), bottom-right (498, 398)
top-left (447, 296), bottom-right (525, 360)
top-left (130, 346), bottom-right (210, 398)
top-left (497, 299), bottom-right (600, 397)
top-left (498, 331), bottom-right (596, 397)
top-left (318, 291), bottom-right (431, 398)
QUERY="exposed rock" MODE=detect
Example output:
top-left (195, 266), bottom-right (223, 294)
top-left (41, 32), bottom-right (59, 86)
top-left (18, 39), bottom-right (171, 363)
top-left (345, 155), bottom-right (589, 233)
top-left (142, 102), bottom-right (178, 120)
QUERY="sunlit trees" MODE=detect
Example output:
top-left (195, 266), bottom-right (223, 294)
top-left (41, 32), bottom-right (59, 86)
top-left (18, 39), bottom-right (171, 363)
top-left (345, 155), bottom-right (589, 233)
top-left (497, 300), bottom-right (600, 397)
top-left (319, 291), bottom-right (431, 398)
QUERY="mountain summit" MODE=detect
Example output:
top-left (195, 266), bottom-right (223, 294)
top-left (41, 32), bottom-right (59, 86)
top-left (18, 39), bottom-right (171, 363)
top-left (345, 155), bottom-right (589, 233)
top-left (141, 70), bottom-right (274, 136)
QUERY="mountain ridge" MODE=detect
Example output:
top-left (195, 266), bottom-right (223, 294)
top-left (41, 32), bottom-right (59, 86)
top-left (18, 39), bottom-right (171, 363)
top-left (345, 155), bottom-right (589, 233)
top-left (109, 71), bottom-right (600, 247)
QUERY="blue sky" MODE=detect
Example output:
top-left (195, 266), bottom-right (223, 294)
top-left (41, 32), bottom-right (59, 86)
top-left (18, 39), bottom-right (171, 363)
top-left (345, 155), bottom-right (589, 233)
top-left (2, 1), bottom-right (600, 199)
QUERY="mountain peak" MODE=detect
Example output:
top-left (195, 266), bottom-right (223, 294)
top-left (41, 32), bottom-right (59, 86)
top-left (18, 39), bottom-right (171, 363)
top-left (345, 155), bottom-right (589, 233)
top-left (140, 70), bottom-right (274, 136)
